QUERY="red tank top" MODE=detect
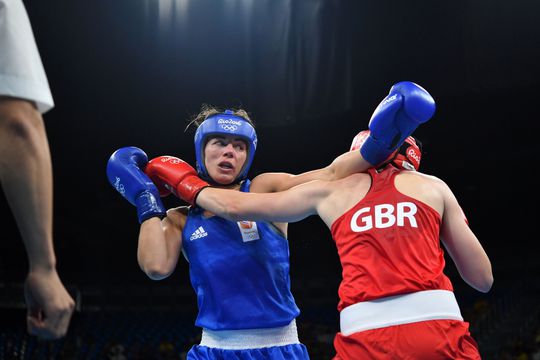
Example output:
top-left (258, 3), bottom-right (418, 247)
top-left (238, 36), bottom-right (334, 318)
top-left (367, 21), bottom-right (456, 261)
top-left (330, 166), bottom-right (453, 311)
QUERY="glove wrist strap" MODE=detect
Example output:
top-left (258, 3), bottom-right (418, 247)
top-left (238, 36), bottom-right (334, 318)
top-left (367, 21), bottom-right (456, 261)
top-left (136, 189), bottom-right (166, 223)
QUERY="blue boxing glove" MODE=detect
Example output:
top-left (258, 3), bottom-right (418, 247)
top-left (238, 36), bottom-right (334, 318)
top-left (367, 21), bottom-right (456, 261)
top-left (106, 146), bottom-right (166, 223)
top-left (360, 81), bottom-right (436, 166)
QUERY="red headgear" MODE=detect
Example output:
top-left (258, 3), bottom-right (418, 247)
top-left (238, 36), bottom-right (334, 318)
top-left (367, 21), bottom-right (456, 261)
top-left (350, 130), bottom-right (422, 171)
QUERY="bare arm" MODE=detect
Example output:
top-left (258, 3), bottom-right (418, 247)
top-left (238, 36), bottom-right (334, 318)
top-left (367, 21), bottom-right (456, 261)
top-left (0, 99), bottom-right (56, 271)
top-left (197, 180), bottom-right (331, 223)
top-left (137, 209), bottom-right (184, 280)
top-left (0, 98), bottom-right (74, 339)
top-left (439, 182), bottom-right (493, 293)
top-left (252, 151), bottom-right (370, 193)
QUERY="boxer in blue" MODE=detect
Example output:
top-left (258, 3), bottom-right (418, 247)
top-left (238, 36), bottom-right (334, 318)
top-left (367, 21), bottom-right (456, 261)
top-left (106, 81), bottom-right (435, 359)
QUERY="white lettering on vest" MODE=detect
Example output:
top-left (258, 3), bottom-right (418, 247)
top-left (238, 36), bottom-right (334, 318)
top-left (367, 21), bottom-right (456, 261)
top-left (350, 202), bottom-right (418, 232)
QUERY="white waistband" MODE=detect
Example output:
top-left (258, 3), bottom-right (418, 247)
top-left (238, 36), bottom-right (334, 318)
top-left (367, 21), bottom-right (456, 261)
top-left (340, 290), bottom-right (463, 336)
top-left (200, 319), bottom-right (300, 350)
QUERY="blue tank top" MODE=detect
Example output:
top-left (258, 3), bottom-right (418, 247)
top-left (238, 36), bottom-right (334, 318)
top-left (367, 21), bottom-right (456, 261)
top-left (182, 180), bottom-right (300, 331)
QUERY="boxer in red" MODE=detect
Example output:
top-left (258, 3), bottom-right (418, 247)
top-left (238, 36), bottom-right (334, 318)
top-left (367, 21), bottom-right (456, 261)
top-left (174, 130), bottom-right (493, 359)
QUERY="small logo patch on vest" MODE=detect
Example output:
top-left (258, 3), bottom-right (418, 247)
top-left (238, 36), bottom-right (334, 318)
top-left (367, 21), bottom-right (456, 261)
top-left (237, 221), bottom-right (260, 242)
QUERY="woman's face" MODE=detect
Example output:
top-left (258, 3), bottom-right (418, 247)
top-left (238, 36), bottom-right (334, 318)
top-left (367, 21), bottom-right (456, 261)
top-left (203, 135), bottom-right (248, 185)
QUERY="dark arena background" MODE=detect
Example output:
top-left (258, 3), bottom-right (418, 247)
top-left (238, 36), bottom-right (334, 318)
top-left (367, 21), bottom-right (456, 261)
top-left (1, 0), bottom-right (539, 359)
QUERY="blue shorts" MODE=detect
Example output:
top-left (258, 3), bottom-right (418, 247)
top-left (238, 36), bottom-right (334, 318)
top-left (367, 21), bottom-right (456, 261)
top-left (187, 343), bottom-right (309, 360)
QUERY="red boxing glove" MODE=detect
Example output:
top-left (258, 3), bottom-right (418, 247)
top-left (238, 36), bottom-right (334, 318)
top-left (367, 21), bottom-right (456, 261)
top-left (145, 156), bottom-right (209, 206)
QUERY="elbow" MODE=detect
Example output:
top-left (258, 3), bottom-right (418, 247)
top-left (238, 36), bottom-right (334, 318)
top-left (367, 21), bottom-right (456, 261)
top-left (139, 262), bottom-right (172, 281)
top-left (146, 271), bottom-right (170, 281)
top-left (478, 273), bottom-right (494, 293)
top-left (145, 268), bottom-right (172, 281)
top-left (479, 261), bottom-right (495, 293)
top-left (460, 265), bottom-right (494, 293)
top-left (471, 271), bottom-right (494, 293)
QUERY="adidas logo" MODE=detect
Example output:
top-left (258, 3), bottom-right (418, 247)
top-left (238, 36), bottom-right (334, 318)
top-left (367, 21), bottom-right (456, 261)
top-left (189, 226), bottom-right (208, 241)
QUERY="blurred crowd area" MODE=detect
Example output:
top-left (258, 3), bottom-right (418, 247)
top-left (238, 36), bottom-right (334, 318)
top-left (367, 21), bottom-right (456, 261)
top-left (1, 274), bottom-right (539, 360)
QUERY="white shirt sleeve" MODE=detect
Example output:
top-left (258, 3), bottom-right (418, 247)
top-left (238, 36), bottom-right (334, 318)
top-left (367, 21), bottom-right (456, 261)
top-left (0, 0), bottom-right (54, 114)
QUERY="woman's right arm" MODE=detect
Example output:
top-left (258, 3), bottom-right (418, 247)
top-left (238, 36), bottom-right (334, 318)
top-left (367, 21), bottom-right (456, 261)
top-left (137, 208), bottom-right (185, 280)
top-left (197, 180), bottom-right (330, 223)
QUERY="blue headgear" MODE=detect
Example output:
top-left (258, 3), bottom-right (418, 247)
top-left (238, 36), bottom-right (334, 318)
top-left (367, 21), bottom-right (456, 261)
top-left (194, 110), bottom-right (258, 184)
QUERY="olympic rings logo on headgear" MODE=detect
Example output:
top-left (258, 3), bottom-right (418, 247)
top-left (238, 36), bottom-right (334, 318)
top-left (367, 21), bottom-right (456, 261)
top-left (221, 124), bottom-right (238, 132)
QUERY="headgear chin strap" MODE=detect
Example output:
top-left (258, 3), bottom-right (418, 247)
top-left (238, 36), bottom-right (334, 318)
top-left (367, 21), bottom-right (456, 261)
top-left (350, 130), bottom-right (422, 171)
top-left (194, 110), bottom-right (258, 184)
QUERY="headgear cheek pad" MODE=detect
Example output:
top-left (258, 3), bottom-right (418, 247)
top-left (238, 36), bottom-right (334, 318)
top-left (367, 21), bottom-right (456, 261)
top-left (350, 130), bottom-right (422, 171)
top-left (194, 110), bottom-right (258, 183)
